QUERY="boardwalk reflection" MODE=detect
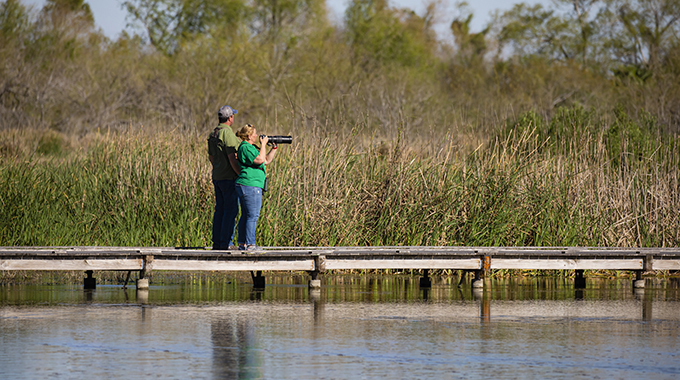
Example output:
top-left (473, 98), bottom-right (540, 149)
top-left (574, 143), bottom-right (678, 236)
top-left (318, 275), bottom-right (675, 323)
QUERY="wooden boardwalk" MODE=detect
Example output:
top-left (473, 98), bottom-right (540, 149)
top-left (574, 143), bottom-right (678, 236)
top-left (2, 246), bottom-right (679, 289)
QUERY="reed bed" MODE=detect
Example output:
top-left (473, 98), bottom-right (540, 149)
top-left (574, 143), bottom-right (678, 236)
top-left (1, 108), bottom-right (678, 249)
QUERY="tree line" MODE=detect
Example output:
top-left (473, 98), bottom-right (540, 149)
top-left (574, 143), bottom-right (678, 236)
top-left (0, 0), bottom-right (679, 138)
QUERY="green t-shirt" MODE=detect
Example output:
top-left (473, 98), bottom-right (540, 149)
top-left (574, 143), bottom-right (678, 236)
top-left (207, 124), bottom-right (241, 181)
top-left (236, 141), bottom-right (266, 188)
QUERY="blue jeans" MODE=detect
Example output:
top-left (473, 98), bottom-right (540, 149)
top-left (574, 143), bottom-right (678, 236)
top-left (212, 179), bottom-right (239, 249)
top-left (236, 184), bottom-right (263, 246)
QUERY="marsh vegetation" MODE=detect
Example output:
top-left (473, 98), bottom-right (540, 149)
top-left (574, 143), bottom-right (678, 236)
top-left (1, 0), bottom-right (679, 249)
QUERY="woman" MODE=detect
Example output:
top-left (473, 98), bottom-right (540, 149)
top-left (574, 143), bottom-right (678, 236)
top-left (235, 124), bottom-right (278, 250)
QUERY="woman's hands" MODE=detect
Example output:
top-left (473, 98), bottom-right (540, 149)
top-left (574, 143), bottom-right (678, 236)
top-left (252, 134), bottom-right (277, 165)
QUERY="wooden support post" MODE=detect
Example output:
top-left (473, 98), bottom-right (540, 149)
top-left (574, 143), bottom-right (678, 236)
top-left (472, 270), bottom-right (484, 288)
top-left (633, 270), bottom-right (645, 288)
top-left (419, 269), bottom-right (432, 288)
top-left (122, 271), bottom-right (132, 290)
top-left (137, 255), bottom-right (152, 290)
top-left (309, 255), bottom-right (324, 288)
top-left (84, 270), bottom-right (96, 290)
top-left (472, 256), bottom-right (490, 288)
top-left (575, 270), bottom-right (586, 289)
top-left (308, 270), bottom-right (321, 288)
top-left (634, 255), bottom-right (652, 289)
top-left (136, 277), bottom-right (149, 289)
top-left (251, 270), bottom-right (265, 289)
top-left (457, 270), bottom-right (466, 288)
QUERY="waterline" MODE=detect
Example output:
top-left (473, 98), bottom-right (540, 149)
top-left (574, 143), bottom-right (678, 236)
top-left (1, 276), bottom-right (679, 379)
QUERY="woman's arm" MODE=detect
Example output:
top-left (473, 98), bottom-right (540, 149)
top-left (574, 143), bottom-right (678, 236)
top-left (251, 135), bottom-right (269, 165)
top-left (264, 143), bottom-right (277, 165)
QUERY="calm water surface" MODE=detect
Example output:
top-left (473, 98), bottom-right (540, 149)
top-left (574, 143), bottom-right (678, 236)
top-left (1, 275), bottom-right (679, 379)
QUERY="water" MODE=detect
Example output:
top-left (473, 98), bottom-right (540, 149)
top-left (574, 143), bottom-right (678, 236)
top-left (1, 275), bottom-right (679, 379)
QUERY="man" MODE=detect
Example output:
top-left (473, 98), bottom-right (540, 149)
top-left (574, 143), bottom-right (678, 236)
top-left (208, 105), bottom-right (241, 250)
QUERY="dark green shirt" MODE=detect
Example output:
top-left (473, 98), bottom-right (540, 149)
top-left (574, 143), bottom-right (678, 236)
top-left (236, 141), bottom-right (266, 188)
top-left (207, 124), bottom-right (240, 181)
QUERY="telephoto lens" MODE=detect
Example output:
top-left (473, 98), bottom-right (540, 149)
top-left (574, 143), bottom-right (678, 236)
top-left (260, 135), bottom-right (293, 145)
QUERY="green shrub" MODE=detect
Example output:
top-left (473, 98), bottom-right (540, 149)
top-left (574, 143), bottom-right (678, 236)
top-left (36, 131), bottom-right (66, 156)
top-left (605, 105), bottom-right (660, 166)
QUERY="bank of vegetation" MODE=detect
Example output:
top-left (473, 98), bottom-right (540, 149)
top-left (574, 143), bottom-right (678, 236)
top-left (1, 0), bottom-right (679, 252)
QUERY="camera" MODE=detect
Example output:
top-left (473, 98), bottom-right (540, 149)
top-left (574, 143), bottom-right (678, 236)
top-left (259, 135), bottom-right (292, 145)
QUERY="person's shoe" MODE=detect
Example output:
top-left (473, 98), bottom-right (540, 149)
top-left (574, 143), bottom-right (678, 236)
top-left (228, 245), bottom-right (238, 250)
top-left (238, 244), bottom-right (261, 252)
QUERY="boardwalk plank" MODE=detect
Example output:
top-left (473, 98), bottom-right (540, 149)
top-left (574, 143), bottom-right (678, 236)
top-left (150, 259), bottom-right (315, 271)
top-left (0, 259), bottom-right (143, 271)
top-left (653, 260), bottom-right (680, 270)
top-left (323, 259), bottom-right (481, 270)
top-left (490, 259), bottom-right (643, 270)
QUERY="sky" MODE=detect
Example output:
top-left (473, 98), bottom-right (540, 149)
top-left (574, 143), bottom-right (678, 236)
top-left (22, 0), bottom-right (552, 41)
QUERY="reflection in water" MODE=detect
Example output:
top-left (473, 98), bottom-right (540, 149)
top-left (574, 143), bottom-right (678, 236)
top-left (1, 275), bottom-right (680, 379)
top-left (473, 288), bottom-right (491, 324)
top-left (211, 315), bottom-right (262, 379)
top-left (636, 288), bottom-right (653, 321)
top-left (575, 289), bottom-right (585, 300)
top-left (136, 289), bottom-right (149, 304)
top-left (310, 289), bottom-right (323, 325)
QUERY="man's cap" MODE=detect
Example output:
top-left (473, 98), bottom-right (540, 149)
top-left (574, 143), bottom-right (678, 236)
top-left (218, 105), bottom-right (238, 119)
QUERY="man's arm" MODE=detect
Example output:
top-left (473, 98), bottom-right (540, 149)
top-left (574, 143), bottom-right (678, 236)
top-left (227, 152), bottom-right (240, 174)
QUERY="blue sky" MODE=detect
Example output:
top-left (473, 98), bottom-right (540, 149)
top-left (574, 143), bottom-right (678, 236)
top-left (23, 0), bottom-right (551, 40)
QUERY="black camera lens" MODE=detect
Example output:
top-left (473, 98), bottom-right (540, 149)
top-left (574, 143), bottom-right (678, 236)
top-left (260, 135), bottom-right (293, 144)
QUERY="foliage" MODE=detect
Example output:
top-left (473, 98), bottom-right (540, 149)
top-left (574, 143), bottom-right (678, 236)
top-left (0, 0), bottom-right (679, 249)
top-left (345, 0), bottom-right (437, 69)
top-left (607, 0), bottom-right (680, 70)
top-left (450, 4), bottom-right (489, 67)
top-left (497, 3), bottom-right (572, 60)
top-left (1, 0), bottom-right (680, 132)
top-left (122, 0), bottom-right (246, 55)
top-left (605, 105), bottom-right (662, 165)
